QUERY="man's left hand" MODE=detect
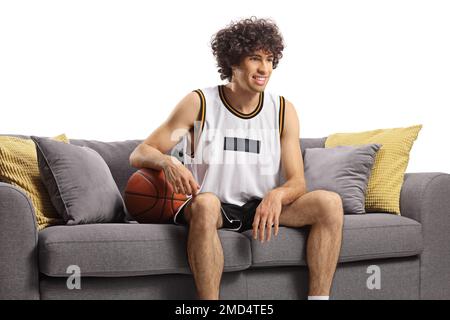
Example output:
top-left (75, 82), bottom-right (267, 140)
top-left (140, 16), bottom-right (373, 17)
top-left (252, 190), bottom-right (283, 243)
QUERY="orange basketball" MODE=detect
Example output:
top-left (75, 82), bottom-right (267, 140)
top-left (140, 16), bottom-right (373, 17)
top-left (124, 168), bottom-right (189, 223)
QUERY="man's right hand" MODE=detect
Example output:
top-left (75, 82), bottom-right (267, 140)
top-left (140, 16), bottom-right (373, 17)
top-left (162, 155), bottom-right (200, 196)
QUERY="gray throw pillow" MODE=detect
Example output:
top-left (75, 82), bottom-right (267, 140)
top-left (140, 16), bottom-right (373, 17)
top-left (31, 136), bottom-right (125, 225)
top-left (304, 144), bottom-right (381, 214)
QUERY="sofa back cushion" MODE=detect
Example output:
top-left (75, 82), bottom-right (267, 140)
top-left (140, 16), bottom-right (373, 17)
top-left (71, 137), bottom-right (327, 196)
top-left (1, 135), bottom-right (327, 199)
top-left (299, 137), bottom-right (327, 157)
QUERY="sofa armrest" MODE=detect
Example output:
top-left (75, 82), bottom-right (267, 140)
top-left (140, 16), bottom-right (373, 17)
top-left (0, 182), bottom-right (40, 299)
top-left (400, 172), bottom-right (450, 299)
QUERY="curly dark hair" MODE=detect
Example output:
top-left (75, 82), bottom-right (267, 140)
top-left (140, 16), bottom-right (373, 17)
top-left (211, 17), bottom-right (284, 82)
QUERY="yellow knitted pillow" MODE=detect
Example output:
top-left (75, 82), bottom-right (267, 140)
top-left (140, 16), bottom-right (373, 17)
top-left (0, 134), bottom-right (69, 230)
top-left (325, 125), bottom-right (422, 214)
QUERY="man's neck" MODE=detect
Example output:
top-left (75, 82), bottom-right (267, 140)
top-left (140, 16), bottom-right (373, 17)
top-left (223, 83), bottom-right (261, 114)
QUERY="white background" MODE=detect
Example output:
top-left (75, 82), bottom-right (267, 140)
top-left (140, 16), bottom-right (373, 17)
top-left (1, 0), bottom-right (449, 174)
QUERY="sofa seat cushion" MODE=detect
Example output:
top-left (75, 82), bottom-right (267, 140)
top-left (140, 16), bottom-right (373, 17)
top-left (39, 223), bottom-right (251, 277)
top-left (242, 214), bottom-right (422, 267)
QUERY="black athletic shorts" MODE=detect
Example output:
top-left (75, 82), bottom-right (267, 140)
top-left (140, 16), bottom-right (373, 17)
top-left (173, 197), bottom-right (262, 233)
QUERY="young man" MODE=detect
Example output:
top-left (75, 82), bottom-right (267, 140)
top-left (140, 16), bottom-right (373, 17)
top-left (129, 17), bottom-right (343, 300)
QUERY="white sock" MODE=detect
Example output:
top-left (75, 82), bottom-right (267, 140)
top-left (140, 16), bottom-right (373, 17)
top-left (308, 295), bottom-right (329, 300)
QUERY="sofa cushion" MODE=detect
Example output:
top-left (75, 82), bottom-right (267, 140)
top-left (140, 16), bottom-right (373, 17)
top-left (31, 136), bottom-right (125, 225)
top-left (0, 134), bottom-right (68, 230)
top-left (39, 223), bottom-right (251, 277)
top-left (69, 139), bottom-right (141, 196)
top-left (325, 125), bottom-right (422, 214)
top-left (304, 144), bottom-right (381, 214)
top-left (242, 213), bottom-right (422, 267)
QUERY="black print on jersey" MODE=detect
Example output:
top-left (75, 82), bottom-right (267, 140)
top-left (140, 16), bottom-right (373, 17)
top-left (223, 137), bottom-right (260, 154)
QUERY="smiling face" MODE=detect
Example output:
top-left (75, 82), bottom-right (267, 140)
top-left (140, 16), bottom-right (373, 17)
top-left (231, 49), bottom-right (274, 93)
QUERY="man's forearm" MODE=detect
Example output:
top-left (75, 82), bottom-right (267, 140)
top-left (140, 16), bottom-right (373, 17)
top-left (270, 177), bottom-right (307, 206)
top-left (129, 143), bottom-right (175, 170)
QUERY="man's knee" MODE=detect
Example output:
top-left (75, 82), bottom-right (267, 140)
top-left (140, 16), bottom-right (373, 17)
top-left (313, 190), bottom-right (344, 226)
top-left (185, 192), bottom-right (223, 229)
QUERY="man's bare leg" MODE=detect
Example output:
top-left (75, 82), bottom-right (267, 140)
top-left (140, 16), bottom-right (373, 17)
top-left (183, 192), bottom-right (224, 300)
top-left (278, 190), bottom-right (344, 296)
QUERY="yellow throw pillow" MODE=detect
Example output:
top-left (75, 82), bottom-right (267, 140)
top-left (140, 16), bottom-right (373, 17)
top-left (325, 125), bottom-right (422, 214)
top-left (0, 134), bottom-right (69, 230)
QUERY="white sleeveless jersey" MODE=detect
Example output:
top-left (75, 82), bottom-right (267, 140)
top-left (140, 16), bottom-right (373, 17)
top-left (181, 85), bottom-right (286, 206)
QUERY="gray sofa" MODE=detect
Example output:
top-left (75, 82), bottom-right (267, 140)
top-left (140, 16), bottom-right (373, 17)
top-left (1, 136), bottom-right (449, 300)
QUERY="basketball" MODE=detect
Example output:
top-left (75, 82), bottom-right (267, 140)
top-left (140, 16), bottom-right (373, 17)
top-left (124, 168), bottom-right (189, 223)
